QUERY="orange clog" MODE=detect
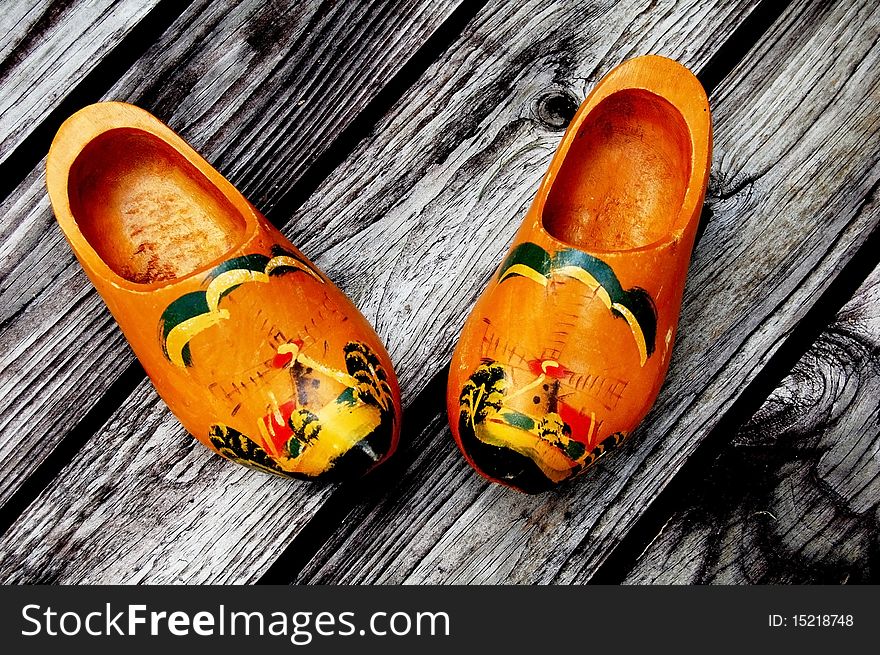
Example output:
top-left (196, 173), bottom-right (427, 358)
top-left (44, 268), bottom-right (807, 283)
top-left (47, 102), bottom-right (401, 480)
top-left (447, 55), bottom-right (712, 493)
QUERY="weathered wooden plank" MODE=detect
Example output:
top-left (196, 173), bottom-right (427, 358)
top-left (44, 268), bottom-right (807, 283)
top-left (0, 0), bottom-right (464, 505)
top-left (0, 0), bottom-right (170, 166)
top-left (623, 256), bottom-right (880, 584)
top-left (0, 0), bottom-right (761, 583)
top-left (290, 0), bottom-right (880, 583)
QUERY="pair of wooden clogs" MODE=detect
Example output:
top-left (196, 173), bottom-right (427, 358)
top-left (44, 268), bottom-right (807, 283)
top-left (46, 55), bottom-right (711, 493)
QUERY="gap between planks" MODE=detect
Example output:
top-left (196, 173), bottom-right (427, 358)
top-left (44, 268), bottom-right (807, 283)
top-left (622, 240), bottom-right (880, 583)
top-left (0, 0), bottom-right (195, 202)
top-left (593, 192), bottom-right (880, 583)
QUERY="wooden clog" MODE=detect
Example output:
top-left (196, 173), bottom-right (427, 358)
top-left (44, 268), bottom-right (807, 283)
top-left (47, 102), bottom-right (401, 480)
top-left (447, 55), bottom-right (712, 493)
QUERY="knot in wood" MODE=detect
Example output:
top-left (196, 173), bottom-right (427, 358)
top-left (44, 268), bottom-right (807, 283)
top-left (533, 90), bottom-right (579, 131)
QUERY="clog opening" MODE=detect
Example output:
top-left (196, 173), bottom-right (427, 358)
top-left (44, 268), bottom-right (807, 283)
top-left (67, 128), bottom-right (246, 284)
top-left (542, 89), bottom-right (692, 251)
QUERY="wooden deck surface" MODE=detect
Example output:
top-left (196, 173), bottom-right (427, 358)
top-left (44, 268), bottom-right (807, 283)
top-left (0, 0), bottom-right (877, 584)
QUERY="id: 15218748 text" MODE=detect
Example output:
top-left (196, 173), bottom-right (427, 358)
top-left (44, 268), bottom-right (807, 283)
top-left (768, 614), bottom-right (854, 628)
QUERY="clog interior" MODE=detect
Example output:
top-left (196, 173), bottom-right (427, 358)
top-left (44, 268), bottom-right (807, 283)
top-left (68, 128), bottom-right (246, 284)
top-left (543, 89), bottom-right (692, 251)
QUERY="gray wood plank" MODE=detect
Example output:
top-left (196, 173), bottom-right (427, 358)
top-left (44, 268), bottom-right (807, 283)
top-left (0, 0), bottom-right (761, 583)
top-left (0, 0), bottom-right (168, 165)
top-left (623, 257), bottom-right (880, 584)
top-left (290, 0), bottom-right (880, 583)
top-left (0, 0), bottom-right (463, 505)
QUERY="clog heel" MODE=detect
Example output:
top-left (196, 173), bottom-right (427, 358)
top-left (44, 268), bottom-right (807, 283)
top-left (447, 55), bottom-right (711, 493)
top-left (47, 102), bottom-right (401, 480)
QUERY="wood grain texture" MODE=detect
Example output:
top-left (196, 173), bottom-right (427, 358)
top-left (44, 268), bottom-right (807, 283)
top-left (0, 0), bottom-right (167, 165)
top-left (623, 256), bottom-right (880, 584)
top-left (0, 0), bottom-right (761, 583)
top-left (0, 0), bottom-right (463, 506)
top-left (291, 0), bottom-right (880, 583)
